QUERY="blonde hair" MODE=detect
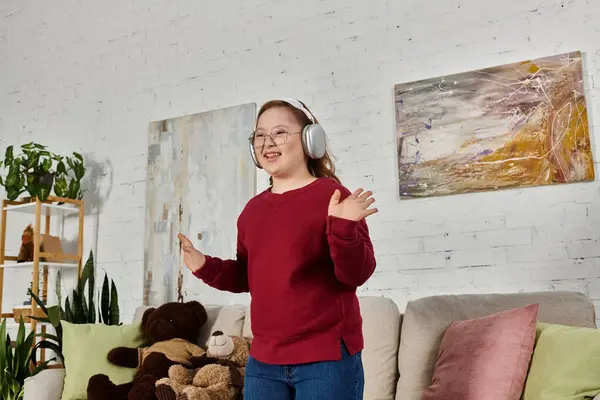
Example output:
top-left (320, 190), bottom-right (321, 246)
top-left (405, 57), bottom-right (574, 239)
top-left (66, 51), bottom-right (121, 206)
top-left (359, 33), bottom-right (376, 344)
top-left (256, 100), bottom-right (340, 186)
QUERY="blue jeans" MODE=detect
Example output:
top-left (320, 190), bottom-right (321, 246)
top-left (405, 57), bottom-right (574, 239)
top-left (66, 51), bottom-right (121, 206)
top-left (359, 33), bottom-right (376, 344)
top-left (243, 341), bottom-right (364, 400)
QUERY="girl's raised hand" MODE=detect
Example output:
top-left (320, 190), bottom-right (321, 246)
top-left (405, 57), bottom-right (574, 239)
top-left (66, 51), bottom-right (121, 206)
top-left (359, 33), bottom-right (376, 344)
top-left (178, 233), bottom-right (206, 273)
top-left (328, 188), bottom-right (378, 222)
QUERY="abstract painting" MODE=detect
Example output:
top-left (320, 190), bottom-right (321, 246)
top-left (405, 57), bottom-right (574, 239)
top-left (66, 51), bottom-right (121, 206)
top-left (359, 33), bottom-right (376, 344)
top-left (143, 103), bottom-right (256, 306)
top-left (395, 51), bottom-right (594, 199)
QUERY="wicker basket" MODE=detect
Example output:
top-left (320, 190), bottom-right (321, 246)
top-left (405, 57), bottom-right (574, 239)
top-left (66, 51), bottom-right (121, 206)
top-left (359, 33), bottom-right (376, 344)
top-left (12, 306), bottom-right (46, 323)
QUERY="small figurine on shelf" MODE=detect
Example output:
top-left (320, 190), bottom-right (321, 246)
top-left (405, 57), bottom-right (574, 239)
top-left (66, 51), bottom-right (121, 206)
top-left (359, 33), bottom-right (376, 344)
top-left (14, 277), bottom-right (45, 323)
top-left (17, 224), bottom-right (34, 263)
top-left (16, 224), bottom-right (46, 263)
top-left (23, 282), bottom-right (33, 306)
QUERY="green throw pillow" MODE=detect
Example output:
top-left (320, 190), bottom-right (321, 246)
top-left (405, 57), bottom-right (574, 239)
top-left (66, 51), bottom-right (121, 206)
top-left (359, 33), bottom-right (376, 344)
top-left (523, 322), bottom-right (600, 400)
top-left (60, 320), bottom-right (146, 400)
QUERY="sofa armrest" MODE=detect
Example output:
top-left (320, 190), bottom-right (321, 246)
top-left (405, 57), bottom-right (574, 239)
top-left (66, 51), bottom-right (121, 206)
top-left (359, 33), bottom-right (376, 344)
top-left (24, 368), bottom-right (65, 400)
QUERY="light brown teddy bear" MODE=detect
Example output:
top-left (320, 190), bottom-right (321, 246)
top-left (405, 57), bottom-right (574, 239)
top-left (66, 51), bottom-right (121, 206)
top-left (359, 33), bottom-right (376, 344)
top-left (155, 330), bottom-right (250, 400)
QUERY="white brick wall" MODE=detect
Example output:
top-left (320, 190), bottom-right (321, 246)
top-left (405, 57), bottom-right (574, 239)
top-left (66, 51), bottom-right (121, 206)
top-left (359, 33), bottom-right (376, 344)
top-left (1, 0), bottom-right (600, 326)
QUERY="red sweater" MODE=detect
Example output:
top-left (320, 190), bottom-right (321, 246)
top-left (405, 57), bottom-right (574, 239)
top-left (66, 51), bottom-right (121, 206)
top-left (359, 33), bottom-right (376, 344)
top-left (193, 177), bottom-right (376, 365)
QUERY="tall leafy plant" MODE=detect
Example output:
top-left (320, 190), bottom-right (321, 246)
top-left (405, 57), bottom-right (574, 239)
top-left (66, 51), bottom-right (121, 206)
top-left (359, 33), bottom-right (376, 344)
top-left (0, 317), bottom-right (51, 400)
top-left (29, 250), bottom-right (121, 364)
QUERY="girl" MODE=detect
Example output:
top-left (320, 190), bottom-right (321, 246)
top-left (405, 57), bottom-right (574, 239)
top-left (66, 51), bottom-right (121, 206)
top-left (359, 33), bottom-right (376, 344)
top-left (178, 98), bottom-right (378, 400)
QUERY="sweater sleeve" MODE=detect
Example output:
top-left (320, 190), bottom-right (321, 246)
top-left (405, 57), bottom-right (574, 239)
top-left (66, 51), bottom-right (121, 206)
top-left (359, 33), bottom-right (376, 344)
top-left (326, 189), bottom-right (377, 287)
top-left (192, 218), bottom-right (249, 293)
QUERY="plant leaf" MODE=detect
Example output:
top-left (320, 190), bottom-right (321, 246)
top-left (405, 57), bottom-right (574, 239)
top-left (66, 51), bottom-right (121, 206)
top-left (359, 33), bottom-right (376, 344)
top-left (75, 164), bottom-right (86, 180)
top-left (28, 289), bottom-right (48, 317)
top-left (15, 316), bottom-right (25, 350)
top-left (79, 251), bottom-right (93, 294)
top-left (28, 315), bottom-right (50, 325)
top-left (37, 186), bottom-right (50, 201)
top-left (31, 359), bottom-right (54, 376)
top-left (0, 319), bottom-right (7, 383)
top-left (7, 331), bottom-right (14, 377)
top-left (6, 189), bottom-right (21, 200)
top-left (110, 279), bottom-right (120, 325)
top-left (65, 297), bottom-right (73, 322)
top-left (88, 252), bottom-right (95, 323)
top-left (56, 271), bottom-right (65, 320)
top-left (68, 179), bottom-right (80, 199)
top-left (31, 340), bottom-right (63, 365)
top-left (35, 332), bottom-right (60, 343)
top-left (54, 176), bottom-right (67, 197)
top-left (42, 158), bottom-right (52, 172)
top-left (56, 161), bottom-right (66, 174)
top-left (82, 294), bottom-right (89, 322)
top-left (72, 290), bottom-right (84, 323)
top-left (101, 274), bottom-right (110, 324)
top-left (46, 305), bottom-right (61, 327)
top-left (5, 145), bottom-right (14, 164)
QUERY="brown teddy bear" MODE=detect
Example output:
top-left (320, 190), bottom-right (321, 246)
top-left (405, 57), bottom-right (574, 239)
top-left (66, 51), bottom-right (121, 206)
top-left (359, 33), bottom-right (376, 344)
top-left (87, 301), bottom-right (209, 400)
top-left (17, 224), bottom-right (46, 262)
top-left (155, 330), bottom-right (250, 400)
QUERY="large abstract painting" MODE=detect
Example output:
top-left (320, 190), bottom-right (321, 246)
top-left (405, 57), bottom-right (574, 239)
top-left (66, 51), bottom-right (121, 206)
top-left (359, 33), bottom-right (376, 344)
top-left (395, 51), bottom-right (594, 199)
top-left (144, 103), bottom-right (256, 306)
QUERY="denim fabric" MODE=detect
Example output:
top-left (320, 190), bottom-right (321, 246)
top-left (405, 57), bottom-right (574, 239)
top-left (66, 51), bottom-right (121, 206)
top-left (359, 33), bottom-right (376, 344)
top-left (244, 341), bottom-right (364, 400)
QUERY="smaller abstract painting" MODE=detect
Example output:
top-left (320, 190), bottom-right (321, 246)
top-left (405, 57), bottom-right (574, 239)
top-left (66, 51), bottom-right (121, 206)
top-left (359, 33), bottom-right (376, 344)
top-left (395, 51), bottom-right (594, 199)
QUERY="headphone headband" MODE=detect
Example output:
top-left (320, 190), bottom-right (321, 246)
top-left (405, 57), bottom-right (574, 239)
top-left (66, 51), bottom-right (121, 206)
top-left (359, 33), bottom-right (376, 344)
top-left (276, 98), bottom-right (317, 123)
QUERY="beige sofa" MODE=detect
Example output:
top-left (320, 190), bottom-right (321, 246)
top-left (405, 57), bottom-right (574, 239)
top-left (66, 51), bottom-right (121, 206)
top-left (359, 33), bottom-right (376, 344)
top-left (24, 290), bottom-right (598, 400)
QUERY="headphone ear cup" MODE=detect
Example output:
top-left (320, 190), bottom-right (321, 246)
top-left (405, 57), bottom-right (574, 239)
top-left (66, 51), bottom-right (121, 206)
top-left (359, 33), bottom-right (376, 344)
top-left (248, 140), bottom-right (262, 169)
top-left (302, 124), bottom-right (327, 159)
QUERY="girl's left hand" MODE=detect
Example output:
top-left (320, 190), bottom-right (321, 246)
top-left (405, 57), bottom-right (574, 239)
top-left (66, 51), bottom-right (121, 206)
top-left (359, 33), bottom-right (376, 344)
top-left (328, 188), bottom-right (378, 222)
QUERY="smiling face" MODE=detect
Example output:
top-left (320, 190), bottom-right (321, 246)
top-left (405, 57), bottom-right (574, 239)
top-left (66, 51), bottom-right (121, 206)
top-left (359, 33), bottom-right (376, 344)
top-left (254, 105), bottom-right (308, 180)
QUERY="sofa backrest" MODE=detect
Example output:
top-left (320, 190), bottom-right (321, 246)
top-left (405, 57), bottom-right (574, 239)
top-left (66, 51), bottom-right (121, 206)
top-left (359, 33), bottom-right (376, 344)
top-left (133, 296), bottom-right (403, 400)
top-left (132, 291), bottom-right (597, 400)
top-left (395, 290), bottom-right (597, 400)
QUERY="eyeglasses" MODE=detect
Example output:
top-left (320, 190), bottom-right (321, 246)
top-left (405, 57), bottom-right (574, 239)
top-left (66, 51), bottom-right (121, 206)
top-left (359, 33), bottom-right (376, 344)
top-left (249, 129), bottom-right (301, 149)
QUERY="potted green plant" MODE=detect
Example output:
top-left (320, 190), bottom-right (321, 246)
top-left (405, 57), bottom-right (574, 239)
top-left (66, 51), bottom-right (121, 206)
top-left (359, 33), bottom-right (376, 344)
top-left (0, 142), bottom-right (86, 202)
top-left (0, 317), bottom-right (52, 400)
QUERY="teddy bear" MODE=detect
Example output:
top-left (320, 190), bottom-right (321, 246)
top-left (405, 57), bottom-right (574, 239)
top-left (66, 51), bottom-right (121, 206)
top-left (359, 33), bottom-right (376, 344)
top-left (155, 330), bottom-right (250, 400)
top-left (87, 300), bottom-right (209, 400)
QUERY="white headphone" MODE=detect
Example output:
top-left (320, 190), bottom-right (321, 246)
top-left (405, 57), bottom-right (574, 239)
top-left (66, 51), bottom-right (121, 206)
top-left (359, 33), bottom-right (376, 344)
top-left (249, 98), bottom-right (327, 169)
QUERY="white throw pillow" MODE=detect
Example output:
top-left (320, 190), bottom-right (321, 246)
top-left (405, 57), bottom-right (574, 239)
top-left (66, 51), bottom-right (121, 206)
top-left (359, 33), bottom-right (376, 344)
top-left (23, 368), bottom-right (65, 400)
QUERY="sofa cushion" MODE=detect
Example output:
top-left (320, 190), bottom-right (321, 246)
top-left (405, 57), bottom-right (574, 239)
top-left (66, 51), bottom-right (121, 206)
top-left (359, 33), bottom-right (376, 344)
top-left (197, 305), bottom-right (246, 346)
top-left (133, 304), bottom-right (246, 347)
top-left (421, 304), bottom-right (539, 400)
top-left (523, 322), bottom-right (600, 400)
top-left (360, 296), bottom-right (402, 400)
top-left (23, 367), bottom-right (65, 400)
top-left (243, 296), bottom-right (402, 400)
top-left (396, 291), bottom-right (597, 400)
top-left (60, 321), bottom-right (146, 400)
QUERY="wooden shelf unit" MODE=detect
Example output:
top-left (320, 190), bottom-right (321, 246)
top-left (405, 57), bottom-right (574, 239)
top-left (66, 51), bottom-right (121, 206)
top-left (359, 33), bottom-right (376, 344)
top-left (0, 195), bottom-right (84, 363)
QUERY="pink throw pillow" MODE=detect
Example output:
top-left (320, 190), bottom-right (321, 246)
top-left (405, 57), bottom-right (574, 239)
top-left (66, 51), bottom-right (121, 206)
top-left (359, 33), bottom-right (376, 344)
top-left (421, 303), bottom-right (539, 400)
